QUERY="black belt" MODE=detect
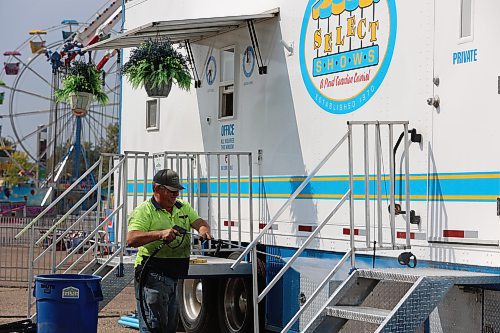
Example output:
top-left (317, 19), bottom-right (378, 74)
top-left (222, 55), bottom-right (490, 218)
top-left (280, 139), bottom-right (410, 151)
top-left (137, 256), bottom-right (190, 279)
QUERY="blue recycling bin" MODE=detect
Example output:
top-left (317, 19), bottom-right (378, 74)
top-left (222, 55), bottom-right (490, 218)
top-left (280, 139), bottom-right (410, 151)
top-left (34, 274), bottom-right (103, 333)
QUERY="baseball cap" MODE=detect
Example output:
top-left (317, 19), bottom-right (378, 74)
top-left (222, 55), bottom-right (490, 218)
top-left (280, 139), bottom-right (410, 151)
top-left (153, 169), bottom-right (185, 191)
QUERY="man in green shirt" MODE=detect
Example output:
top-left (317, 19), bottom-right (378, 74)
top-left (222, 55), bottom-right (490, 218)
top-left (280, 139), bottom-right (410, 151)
top-left (127, 169), bottom-right (212, 333)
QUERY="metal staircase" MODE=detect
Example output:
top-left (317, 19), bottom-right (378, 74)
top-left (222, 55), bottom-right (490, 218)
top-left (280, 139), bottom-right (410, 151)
top-left (16, 152), bottom-right (137, 317)
top-left (303, 268), bottom-right (500, 333)
top-left (18, 149), bottom-right (256, 318)
top-left (237, 121), bottom-right (499, 333)
top-left (232, 121), bottom-right (422, 333)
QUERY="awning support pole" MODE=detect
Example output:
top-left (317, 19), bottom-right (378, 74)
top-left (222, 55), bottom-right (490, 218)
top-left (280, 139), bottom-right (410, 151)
top-left (247, 20), bottom-right (267, 75)
top-left (185, 39), bottom-right (201, 88)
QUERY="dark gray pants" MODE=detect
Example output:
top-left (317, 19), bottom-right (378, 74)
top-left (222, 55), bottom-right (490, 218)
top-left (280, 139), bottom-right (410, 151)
top-left (135, 271), bottom-right (179, 333)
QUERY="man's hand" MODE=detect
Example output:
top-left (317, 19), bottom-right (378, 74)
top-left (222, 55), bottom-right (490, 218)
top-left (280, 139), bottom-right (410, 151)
top-left (197, 225), bottom-right (213, 240)
top-left (127, 229), bottom-right (180, 247)
top-left (159, 228), bottom-right (180, 242)
top-left (191, 218), bottom-right (213, 240)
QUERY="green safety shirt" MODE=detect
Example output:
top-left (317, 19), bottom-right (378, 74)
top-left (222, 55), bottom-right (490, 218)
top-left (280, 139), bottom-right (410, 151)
top-left (128, 197), bottom-right (200, 274)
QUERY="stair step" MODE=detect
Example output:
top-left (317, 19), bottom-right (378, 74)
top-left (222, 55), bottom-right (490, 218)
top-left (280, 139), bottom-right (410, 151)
top-left (326, 305), bottom-right (390, 324)
top-left (98, 261), bottom-right (135, 311)
top-left (358, 269), bottom-right (419, 283)
top-left (358, 268), bottom-right (500, 285)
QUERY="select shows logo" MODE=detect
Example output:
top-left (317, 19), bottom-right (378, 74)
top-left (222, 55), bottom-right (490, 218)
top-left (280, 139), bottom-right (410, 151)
top-left (62, 286), bottom-right (80, 299)
top-left (300, 0), bottom-right (397, 114)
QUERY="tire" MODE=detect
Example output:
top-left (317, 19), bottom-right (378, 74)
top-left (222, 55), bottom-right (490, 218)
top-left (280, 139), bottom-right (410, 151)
top-left (177, 278), bottom-right (219, 333)
top-left (217, 252), bottom-right (265, 333)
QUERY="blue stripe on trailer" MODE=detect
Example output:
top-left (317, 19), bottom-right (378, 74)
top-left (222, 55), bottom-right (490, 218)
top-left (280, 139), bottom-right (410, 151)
top-left (127, 171), bottom-right (500, 202)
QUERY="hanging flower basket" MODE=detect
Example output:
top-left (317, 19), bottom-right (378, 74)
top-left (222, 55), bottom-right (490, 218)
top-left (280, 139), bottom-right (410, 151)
top-left (145, 79), bottom-right (173, 98)
top-left (70, 92), bottom-right (92, 116)
top-left (55, 61), bottom-right (108, 110)
top-left (122, 39), bottom-right (191, 98)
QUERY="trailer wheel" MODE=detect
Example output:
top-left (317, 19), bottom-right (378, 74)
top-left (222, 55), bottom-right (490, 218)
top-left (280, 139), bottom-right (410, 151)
top-left (218, 252), bottom-right (265, 333)
top-left (178, 278), bottom-right (219, 333)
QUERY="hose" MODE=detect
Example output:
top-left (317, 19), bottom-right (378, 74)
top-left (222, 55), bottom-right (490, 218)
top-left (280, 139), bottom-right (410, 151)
top-left (138, 241), bottom-right (164, 333)
top-left (0, 319), bottom-right (36, 333)
top-left (138, 228), bottom-right (186, 333)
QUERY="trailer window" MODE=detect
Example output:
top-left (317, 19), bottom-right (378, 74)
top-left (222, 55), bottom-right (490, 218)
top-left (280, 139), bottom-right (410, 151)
top-left (460, 0), bottom-right (473, 39)
top-left (220, 84), bottom-right (234, 118)
top-left (146, 99), bottom-right (159, 131)
top-left (219, 46), bottom-right (235, 119)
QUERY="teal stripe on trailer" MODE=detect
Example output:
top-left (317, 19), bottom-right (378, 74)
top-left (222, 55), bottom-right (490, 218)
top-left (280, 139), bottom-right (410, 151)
top-left (127, 171), bottom-right (500, 202)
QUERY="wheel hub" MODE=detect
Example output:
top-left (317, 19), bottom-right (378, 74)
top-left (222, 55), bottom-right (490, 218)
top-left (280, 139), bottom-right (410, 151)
top-left (183, 279), bottom-right (203, 320)
top-left (224, 278), bottom-right (248, 330)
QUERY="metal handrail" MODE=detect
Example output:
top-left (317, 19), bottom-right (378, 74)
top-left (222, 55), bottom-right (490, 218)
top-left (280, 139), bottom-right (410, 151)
top-left (35, 155), bottom-right (126, 246)
top-left (156, 150), bottom-right (254, 252)
top-left (258, 190), bottom-right (350, 302)
top-left (298, 120), bottom-right (414, 332)
top-left (228, 132), bottom-right (349, 333)
top-left (231, 132), bottom-right (349, 269)
top-left (33, 202), bottom-right (98, 263)
top-left (280, 249), bottom-right (352, 333)
top-left (26, 153), bottom-right (126, 317)
top-left (301, 269), bottom-right (359, 333)
top-left (15, 158), bottom-right (103, 239)
top-left (76, 236), bottom-right (126, 277)
top-left (63, 242), bottom-right (98, 273)
top-left (92, 245), bottom-right (126, 276)
top-left (58, 204), bottom-right (123, 272)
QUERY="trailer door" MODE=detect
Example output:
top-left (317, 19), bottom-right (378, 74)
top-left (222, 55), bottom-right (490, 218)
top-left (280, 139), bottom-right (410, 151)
top-left (430, 0), bottom-right (500, 247)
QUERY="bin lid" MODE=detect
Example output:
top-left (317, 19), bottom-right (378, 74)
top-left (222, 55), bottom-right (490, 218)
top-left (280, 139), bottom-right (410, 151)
top-left (35, 274), bottom-right (101, 281)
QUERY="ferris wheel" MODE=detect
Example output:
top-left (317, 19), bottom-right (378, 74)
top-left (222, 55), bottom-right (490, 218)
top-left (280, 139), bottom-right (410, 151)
top-left (0, 1), bottom-right (123, 186)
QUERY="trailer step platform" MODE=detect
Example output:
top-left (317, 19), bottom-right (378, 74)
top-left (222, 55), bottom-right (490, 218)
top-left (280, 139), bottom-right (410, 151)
top-left (186, 255), bottom-right (252, 277)
top-left (85, 254), bottom-right (252, 310)
top-left (96, 254), bottom-right (252, 277)
top-left (306, 268), bottom-right (500, 333)
top-left (358, 267), bottom-right (500, 285)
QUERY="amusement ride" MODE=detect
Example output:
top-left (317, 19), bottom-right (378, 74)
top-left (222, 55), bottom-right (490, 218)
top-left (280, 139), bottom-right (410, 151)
top-left (0, 0), bottom-right (123, 204)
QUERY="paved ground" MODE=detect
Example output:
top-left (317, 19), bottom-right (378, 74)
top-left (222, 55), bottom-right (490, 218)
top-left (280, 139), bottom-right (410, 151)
top-left (0, 283), bottom-right (138, 333)
top-left (0, 242), bottom-right (141, 332)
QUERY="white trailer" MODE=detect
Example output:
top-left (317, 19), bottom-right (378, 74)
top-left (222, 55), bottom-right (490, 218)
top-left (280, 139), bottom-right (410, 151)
top-left (86, 0), bottom-right (500, 332)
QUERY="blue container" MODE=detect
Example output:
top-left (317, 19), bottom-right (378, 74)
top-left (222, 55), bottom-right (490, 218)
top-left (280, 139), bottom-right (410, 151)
top-left (34, 274), bottom-right (103, 333)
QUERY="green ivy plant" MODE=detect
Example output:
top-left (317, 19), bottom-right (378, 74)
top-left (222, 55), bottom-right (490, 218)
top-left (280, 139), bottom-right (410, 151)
top-left (55, 61), bottom-right (108, 105)
top-left (122, 39), bottom-right (192, 91)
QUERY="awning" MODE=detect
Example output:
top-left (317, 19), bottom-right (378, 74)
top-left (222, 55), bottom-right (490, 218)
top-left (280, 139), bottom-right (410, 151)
top-left (83, 8), bottom-right (280, 51)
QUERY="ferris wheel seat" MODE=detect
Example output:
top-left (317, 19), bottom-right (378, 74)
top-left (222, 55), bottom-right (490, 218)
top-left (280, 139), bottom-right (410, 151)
top-left (4, 63), bottom-right (20, 75)
top-left (29, 41), bottom-right (46, 54)
top-left (62, 31), bottom-right (76, 41)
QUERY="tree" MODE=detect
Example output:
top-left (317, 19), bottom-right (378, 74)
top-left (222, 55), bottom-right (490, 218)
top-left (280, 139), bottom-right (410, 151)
top-left (3, 151), bottom-right (35, 185)
top-left (0, 136), bottom-right (19, 181)
top-left (0, 137), bottom-right (14, 149)
top-left (0, 137), bottom-right (15, 162)
top-left (97, 123), bottom-right (119, 154)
